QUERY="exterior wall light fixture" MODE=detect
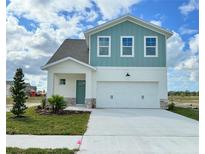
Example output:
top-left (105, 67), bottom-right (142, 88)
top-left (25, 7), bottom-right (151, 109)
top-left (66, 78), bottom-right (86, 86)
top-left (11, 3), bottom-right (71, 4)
top-left (126, 73), bottom-right (130, 77)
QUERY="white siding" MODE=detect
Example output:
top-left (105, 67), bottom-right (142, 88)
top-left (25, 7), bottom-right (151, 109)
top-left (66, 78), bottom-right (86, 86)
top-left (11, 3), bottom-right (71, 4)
top-left (54, 74), bottom-right (85, 97)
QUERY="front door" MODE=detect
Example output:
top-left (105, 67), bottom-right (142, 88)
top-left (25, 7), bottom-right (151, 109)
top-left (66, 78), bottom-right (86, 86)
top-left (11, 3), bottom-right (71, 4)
top-left (76, 80), bottom-right (86, 104)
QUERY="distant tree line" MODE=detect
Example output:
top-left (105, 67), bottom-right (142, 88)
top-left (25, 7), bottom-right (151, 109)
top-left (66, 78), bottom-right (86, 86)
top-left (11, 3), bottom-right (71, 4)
top-left (168, 91), bottom-right (199, 96)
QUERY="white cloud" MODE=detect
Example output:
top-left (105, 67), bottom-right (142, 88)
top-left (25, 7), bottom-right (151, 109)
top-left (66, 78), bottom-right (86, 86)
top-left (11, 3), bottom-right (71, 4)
top-left (179, 25), bottom-right (198, 35)
top-left (150, 20), bottom-right (162, 26)
top-left (189, 33), bottom-right (198, 54)
top-left (167, 68), bottom-right (198, 91)
top-left (97, 20), bottom-right (107, 25)
top-left (175, 56), bottom-right (198, 70)
top-left (24, 73), bottom-right (47, 91)
top-left (178, 0), bottom-right (198, 15)
top-left (167, 32), bottom-right (186, 67)
top-left (94, 0), bottom-right (141, 20)
top-left (7, 0), bottom-right (93, 22)
top-left (6, 0), bottom-right (96, 90)
top-left (167, 32), bottom-right (199, 83)
top-left (25, 65), bottom-right (30, 69)
top-left (85, 10), bottom-right (99, 22)
top-left (190, 70), bottom-right (198, 82)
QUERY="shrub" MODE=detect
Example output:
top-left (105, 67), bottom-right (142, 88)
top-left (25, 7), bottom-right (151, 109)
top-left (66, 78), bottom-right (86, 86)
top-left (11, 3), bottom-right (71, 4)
top-left (41, 97), bottom-right (46, 109)
top-left (48, 95), bottom-right (66, 113)
top-left (168, 102), bottom-right (175, 110)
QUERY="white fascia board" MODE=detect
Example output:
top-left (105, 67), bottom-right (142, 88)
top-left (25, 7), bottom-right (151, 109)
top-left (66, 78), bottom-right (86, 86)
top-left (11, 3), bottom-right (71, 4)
top-left (41, 57), bottom-right (96, 70)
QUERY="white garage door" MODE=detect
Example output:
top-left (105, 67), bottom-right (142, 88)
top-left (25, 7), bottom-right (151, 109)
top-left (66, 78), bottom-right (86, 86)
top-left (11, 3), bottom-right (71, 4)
top-left (96, 82), bottom-right (159, 108)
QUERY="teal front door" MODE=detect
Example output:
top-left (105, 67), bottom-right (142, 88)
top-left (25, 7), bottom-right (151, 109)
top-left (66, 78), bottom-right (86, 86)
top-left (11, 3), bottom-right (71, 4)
top-left (76, 80), bottom-right (86, 104)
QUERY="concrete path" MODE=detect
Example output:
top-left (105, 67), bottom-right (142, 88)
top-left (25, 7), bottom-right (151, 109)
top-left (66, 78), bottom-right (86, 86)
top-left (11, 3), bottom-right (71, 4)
top-left (78, 109), bottom-right (199, 154)
top-left (65, 106), bottom-right (93, 112)
top-left (6, 103), bottom-right (40, 112)
top-left (7, 135), bottom-right (82, 149)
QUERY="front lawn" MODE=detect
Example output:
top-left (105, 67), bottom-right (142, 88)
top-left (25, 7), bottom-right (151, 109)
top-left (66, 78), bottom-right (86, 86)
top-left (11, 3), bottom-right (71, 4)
top-left (169, 107), bottom-right (199, 121)
top-left (7, 107), bottom-right (90, 135)
top-left (6, 147), bottom-right (76, 154)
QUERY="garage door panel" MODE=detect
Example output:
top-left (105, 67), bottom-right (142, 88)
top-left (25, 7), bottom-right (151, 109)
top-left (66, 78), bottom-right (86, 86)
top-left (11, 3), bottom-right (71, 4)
top-left (96, 82), bottom-right (159, 108)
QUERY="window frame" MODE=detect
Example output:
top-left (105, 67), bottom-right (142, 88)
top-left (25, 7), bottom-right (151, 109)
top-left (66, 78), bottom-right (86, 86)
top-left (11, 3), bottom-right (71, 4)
top-left (59, 79), bottom-right (66, 85)
top-left (120, 36), bottom-right (134, 57)
top-left (97, 36), bottom-right (111, 57)
top-left (144, 36), bottom-right (158, 57)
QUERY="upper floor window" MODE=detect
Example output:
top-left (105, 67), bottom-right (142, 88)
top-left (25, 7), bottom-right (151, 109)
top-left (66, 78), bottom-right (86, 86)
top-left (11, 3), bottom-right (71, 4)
top-left (144, 36), bottom-right (158, 57)
top-left (97, 36), bottom-right (111, 57)
top-left (120, 36), bottom-right (134, 57)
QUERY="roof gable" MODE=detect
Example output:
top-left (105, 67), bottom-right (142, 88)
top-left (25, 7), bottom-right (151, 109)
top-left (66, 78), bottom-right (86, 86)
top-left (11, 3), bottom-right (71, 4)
top-left (84, 15), bottom-right (173, 39)
top-left (46, 39), bottom-right (89, 65)
top-left (41, 57), bottom-right (96, 70)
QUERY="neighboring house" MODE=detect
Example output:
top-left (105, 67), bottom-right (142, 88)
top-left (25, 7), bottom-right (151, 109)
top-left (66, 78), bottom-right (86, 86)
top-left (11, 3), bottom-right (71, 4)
top-left (6, 81), bottom-right (13, 96)
top-left (6, 81), bottom-right (37, 96)
top-left (42, 15), bottom-right (173, 109)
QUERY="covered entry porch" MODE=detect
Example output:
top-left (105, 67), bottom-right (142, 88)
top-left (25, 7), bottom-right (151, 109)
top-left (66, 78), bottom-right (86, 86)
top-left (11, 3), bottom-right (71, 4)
top-left (44, 58), bottom-right (96, 108)
top-left (53, 73), bottom-right (86, 105)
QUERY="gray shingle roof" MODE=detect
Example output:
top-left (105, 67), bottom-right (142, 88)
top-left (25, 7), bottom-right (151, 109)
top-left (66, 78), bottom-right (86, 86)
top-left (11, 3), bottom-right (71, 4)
top-left (46, 39), bottom-right (89, 65)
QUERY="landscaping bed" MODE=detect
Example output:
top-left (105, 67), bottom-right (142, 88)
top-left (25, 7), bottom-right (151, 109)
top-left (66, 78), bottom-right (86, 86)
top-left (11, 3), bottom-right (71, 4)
top-left (6, 147), bottom-right (76, 154)
top-left (35, 107), bottom-right (90, 115)
top-left (7, 107), bottom-right (90, 135)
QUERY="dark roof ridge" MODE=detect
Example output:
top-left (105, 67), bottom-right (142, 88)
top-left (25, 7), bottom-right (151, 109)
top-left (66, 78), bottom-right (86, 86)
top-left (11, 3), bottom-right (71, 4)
top-left (65, 38), bottom-right (85, 40)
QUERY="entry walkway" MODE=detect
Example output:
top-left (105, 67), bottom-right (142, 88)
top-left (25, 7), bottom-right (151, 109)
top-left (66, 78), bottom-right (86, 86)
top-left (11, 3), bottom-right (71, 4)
top-left (7, 135), bottom-right (82, 149)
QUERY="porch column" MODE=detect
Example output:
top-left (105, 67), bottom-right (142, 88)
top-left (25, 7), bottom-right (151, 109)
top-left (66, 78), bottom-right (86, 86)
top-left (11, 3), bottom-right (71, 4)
top-left (47, 72), bottom-right (54, 97)
top-left (85, 71), bottom-right (94, 108)
top-left (85, 71), bottom-right (92, 98)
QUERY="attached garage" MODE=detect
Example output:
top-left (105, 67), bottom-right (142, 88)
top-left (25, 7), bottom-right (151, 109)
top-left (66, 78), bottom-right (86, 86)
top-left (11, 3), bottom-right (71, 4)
top-left (96, 82), bottom-right (159, 108)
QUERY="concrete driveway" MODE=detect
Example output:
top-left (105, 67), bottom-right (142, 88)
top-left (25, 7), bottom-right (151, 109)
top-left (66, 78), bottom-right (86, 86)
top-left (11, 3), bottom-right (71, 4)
top-left (78, 109), bottom-right (198, 154)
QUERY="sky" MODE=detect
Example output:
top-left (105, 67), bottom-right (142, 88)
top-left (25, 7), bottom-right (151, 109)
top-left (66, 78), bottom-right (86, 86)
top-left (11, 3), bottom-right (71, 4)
top-left (6, 0), bottom-right (199, 91)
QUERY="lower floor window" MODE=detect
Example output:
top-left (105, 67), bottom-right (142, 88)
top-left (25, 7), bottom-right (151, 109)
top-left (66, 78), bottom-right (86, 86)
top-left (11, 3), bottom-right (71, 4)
top-left (59, 79), bottom-right (66, 85)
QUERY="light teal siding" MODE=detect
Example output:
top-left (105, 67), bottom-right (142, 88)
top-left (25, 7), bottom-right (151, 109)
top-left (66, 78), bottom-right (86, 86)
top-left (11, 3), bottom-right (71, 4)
top-left (90, 21), bottom-right (166, 67)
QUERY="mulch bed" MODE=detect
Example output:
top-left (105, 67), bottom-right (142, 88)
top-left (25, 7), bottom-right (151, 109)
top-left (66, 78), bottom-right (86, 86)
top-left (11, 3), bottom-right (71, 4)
top-left (35, 107), bottom-right (91, 115)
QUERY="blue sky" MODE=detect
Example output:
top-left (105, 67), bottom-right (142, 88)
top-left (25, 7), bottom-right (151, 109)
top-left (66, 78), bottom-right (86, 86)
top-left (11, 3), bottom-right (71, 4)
top-left (6, 0), bottom-right (199, 91)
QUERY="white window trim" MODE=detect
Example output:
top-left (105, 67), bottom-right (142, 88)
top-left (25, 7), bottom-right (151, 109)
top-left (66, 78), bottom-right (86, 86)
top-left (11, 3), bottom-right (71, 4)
top-left (144, 36), bottom-right (158, 57)
top-left (97, 36), bottom-right (111, 57)
top-left (120, 36), bottom-right (134, 57)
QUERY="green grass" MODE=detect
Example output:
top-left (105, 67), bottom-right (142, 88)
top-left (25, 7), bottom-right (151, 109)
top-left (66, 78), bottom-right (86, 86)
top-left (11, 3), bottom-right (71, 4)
top-left (7, 107), bottom-right (90, 135)
top-left (6, 147), bottom-right (76, 154)
top-left (7, 96), bottom-right (44, 104)
top-left (169, 107), bottom-right (199, 121)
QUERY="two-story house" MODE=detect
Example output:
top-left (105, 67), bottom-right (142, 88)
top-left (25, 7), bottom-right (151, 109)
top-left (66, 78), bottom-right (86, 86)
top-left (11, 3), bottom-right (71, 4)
top-left (42, 15), bottom-right (173, 109)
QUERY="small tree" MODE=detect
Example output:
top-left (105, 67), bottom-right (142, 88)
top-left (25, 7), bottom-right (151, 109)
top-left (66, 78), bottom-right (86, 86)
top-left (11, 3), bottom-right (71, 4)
top-left (48, 95), bottom-right (66, 113)
top-left (41, 97), bottom-right (46, 109)
top-left (10, 68), bottom-right (27, 117)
